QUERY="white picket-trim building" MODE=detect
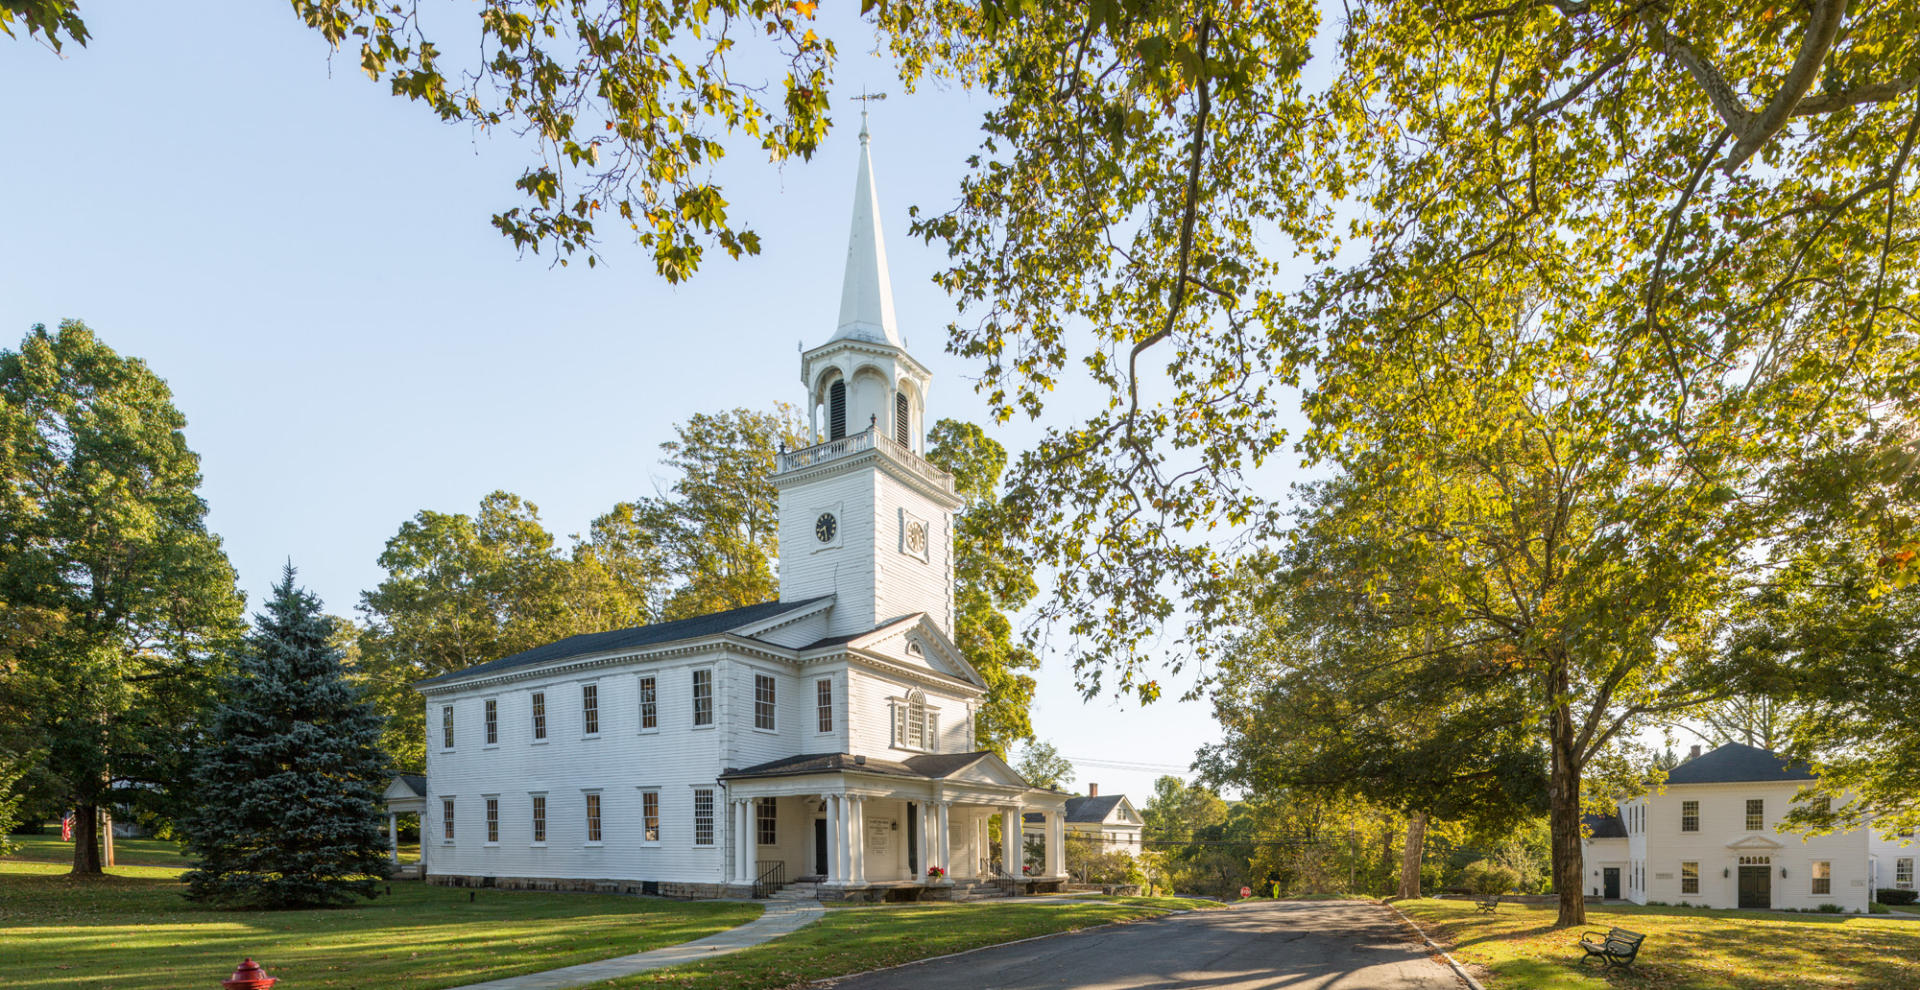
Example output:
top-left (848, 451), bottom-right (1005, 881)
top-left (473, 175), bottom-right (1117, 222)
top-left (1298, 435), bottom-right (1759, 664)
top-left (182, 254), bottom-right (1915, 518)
top-left (401, 118), bottom-right (1070, 899)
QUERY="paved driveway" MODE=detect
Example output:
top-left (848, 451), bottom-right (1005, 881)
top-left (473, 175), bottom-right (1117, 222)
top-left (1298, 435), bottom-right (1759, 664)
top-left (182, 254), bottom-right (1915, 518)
top-left (826, 899), bottom-right (1464, 990)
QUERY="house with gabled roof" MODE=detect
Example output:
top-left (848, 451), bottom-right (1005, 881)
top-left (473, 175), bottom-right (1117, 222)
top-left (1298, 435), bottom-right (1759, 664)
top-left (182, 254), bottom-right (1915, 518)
top-left (403, 119), bottom-right (1069, 900)
top-left (1024, 785), bottom-right (1145, 861)
top-left (1589, 742), bottom-right (1916, 913)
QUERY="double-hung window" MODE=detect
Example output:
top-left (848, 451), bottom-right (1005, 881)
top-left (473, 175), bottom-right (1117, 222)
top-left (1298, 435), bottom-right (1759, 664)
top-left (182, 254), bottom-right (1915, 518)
top-left (1897, 858), bottom-right (1914, 887)
top-left (1681, 861), bottom-right (1698, 895)
top-left (485, 797), bottom-right (500, 843)
top-left (693, 788), bottom-right (715, 845)
top-left (1681, 800), bottom-right (1698, 832)
top-left (484, 699), bottom-right (499, 745)
top-left (692, 669), bottom-right (713, 726)
top-left (642, 790), bottom-right (660, 843)
top-left (816, 678), bottom-right (833, 732)
top-left (531, 691), bottom-right (547, 741)
top-left (639, 675), bottom-right (658, 730)
top-left (442, 797), bottom-right (456, 841)
top-left (442, 705), bottom-right (455, 749)
top-left (1812, 860), bottom-right (1831, 895)
top-left (1746, 798), bottom-right (1765, 831)
top-left (754, 674), bottom-right (776, 730)
top-left (757, 797), bottom-right (777, 846)
top-left (582, 683), bottom-right (600, 735)
top-left (585, 792), bottom-right (603, 844)
top-left (531, 794), bottom-right (547, 844)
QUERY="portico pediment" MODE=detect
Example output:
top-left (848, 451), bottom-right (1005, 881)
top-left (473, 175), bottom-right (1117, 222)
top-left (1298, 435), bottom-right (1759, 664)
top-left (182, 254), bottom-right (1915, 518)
top-left (1725, 834), bottom-right (1783, 851)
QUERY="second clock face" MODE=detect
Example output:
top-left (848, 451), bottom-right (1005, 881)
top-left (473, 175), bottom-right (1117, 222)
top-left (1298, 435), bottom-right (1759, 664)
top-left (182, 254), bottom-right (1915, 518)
top-left (815, 512), bottom-right (838, 543)
top-left (905, 521), bottom-right (927, 553)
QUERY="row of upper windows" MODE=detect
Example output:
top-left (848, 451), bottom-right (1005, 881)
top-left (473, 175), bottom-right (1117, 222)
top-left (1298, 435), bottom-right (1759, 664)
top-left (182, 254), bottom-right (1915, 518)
top-left (437, 791), bottom-right (782, 849)
top-left (439, 671), bottom-right (838, 749)
top-left (1624, 796), bottom-right (1836, 835)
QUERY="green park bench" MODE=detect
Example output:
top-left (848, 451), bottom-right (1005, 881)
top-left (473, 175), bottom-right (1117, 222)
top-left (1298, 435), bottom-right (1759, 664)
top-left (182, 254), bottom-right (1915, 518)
top-left (1577, 927), bottom-right (1647, 969)
top-left (1473, 894), bottom-right (1501, 913)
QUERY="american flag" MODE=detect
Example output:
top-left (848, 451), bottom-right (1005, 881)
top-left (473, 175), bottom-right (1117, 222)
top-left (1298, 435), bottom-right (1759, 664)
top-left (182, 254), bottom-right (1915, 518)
top-left (60, 811), bottom-right (73, 842)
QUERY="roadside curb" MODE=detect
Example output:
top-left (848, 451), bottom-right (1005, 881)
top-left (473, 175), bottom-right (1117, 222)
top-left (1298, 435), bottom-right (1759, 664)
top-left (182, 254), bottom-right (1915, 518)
top-left (809, 902), bottom-right (1206, 986)
top-left (1382, 901), bottom-right (1487, 990)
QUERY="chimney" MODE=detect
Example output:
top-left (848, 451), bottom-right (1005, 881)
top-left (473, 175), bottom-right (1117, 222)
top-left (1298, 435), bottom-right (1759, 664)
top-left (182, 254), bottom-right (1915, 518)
top-left (1688, 745), bottom-right (1701, 761)
top-left (1088, 783), bottom-right (1098, 797)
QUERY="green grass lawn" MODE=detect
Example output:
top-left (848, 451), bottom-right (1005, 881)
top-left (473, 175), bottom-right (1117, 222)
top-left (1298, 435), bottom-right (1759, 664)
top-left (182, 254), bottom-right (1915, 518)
top-left (1397, 897), bottom-right (1920, 990)
top-left (1, 836), bottom-right (761, 990)
top-left (612, 895), bottom-right (1222, 989)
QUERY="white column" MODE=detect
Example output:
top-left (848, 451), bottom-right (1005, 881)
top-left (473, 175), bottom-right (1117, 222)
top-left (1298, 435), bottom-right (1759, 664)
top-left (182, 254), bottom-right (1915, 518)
top-left (850, 796), bottom-right (868, 884)
top-left (1049, 812), bottom-right (1066, 878)
top-left (934, 801), bottom-right (952, 876)
top-left (1001, 807), bottom-right (1021, 875)
top-left (825, 795), bottom-right (842, 883)
top-left (735, 800), bottom-right (751, 882)
top-left (389, 812), bottom-right (399, 864)
top-left (832, 794), bottom-right (849, 883)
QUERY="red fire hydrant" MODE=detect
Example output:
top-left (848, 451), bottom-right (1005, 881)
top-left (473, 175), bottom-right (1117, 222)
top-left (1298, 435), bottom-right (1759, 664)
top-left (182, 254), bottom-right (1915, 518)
top-left (222, 958), bottom-right (278, 990)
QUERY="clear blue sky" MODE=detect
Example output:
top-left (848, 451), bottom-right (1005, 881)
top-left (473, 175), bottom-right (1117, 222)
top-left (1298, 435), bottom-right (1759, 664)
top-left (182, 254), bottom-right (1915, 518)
top-left (1, 4), bottom-right (1272, 798)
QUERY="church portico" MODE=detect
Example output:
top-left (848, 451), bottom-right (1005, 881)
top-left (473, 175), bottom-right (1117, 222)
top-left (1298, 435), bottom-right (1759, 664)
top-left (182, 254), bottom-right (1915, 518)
top-left (722, 753), bottom-right (1069, 899)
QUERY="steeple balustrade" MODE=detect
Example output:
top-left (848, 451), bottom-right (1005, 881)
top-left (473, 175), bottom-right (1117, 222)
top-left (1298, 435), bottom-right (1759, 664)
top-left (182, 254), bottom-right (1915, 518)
top-left (779, 427), bottom-right (955, 495)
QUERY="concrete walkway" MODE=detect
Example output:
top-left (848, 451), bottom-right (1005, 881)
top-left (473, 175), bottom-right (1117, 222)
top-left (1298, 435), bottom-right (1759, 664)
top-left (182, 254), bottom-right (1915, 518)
top-left (448, 898), bottom-right (825, 990)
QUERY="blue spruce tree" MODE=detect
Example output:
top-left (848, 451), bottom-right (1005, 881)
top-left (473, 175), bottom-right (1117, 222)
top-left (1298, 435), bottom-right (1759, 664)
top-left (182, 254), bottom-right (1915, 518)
top-left (183, 564), bottom-right (391, 907)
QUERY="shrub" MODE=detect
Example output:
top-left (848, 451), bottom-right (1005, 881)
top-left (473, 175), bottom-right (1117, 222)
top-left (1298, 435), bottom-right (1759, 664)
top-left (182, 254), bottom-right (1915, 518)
top-left (1870, 902), bottom-right (1891, 914)
top-left (1459, 860), bottom-right (1522, 897)
top-left (1818, 903), bottom-right (1843, 913)
top-left (1876, 888), bottom-right (1918, 906)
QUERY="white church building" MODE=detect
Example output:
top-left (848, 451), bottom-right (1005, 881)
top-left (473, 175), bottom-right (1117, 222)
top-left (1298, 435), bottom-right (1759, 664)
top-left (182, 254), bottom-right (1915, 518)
top-left (406, 122), bottom-right (1071, 900)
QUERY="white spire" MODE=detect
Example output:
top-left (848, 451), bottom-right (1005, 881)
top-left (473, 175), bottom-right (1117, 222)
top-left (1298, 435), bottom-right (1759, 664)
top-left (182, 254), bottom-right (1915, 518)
top-left (833, 111), bottom-right (902, 346)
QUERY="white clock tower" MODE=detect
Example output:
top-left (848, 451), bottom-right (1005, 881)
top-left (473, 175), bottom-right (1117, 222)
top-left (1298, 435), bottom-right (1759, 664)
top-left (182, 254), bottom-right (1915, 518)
top-left (775, 118), bottom-right (963, 639)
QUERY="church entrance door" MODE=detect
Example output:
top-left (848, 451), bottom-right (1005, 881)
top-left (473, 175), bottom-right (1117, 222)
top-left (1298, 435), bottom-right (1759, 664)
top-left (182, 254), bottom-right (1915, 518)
top-left (814, 818), bottom-right (829, 877)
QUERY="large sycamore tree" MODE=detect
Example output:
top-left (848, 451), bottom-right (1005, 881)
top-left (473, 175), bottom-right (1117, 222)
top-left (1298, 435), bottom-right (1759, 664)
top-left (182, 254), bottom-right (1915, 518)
top-left (0, 321), bottom-right (244, 875)
top-left (893, 1), bottom-right (1918, 928)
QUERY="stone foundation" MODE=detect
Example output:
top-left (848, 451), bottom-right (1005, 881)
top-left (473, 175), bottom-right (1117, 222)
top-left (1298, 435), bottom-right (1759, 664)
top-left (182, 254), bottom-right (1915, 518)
top-left (427, 874), bottom-right (727, 900)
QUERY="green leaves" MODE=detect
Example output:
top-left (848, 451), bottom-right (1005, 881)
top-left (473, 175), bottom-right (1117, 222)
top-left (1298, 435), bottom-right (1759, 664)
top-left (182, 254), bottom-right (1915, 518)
top-left (0, 321), bottom-right (244, 872)
top-left (281, 0), bottom-right (835, 277)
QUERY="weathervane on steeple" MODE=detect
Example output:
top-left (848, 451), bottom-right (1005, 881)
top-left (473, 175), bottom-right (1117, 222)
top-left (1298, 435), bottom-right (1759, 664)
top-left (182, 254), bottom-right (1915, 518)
top-left (851, 90), bottom-right (887, 142)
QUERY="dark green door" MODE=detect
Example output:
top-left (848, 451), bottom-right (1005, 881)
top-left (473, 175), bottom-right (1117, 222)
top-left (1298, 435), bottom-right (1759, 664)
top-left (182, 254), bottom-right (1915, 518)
top-left (1603, 868), bottom-right (1620, 899)
top-left (1739, 866), bottom-right (1771, 908)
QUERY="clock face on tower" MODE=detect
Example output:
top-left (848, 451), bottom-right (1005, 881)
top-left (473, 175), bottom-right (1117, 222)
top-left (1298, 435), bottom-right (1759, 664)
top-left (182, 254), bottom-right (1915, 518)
top-left (815, 512), bottom-right (838, 543)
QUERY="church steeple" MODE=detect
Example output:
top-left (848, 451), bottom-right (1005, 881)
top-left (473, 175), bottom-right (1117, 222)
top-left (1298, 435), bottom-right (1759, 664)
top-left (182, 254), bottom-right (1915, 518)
top-left (774, 113), bottom-right (961, 638)
top-left (833, 112), bottom-right (901, 346)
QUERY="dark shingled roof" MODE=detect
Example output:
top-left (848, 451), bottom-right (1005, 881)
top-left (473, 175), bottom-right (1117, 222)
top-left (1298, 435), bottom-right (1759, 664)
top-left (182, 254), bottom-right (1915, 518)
top-left (794, 614), bottom-right (918, 651)
top-left (1583, 812), bottom-right (1627, 839)
top-left (1666, 743), bottom-right (1815, 785)
top-left (1024, 794), bottom-right (1129, 825)
top-left (417, 597), bottom-right (832, 686)
top-left (721, 751), bottom-right (1005, 781)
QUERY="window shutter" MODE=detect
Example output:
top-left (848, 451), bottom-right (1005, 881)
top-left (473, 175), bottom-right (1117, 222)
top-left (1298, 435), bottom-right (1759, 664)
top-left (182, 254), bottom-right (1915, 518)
top-left (893, 701), bottom-right (906, 747)
top-left (928, 713), bottom-right (939, 753)
top-left (894, 391), bottom-right (910, 447)
top-left (829, 382), bottom-right (847, 439)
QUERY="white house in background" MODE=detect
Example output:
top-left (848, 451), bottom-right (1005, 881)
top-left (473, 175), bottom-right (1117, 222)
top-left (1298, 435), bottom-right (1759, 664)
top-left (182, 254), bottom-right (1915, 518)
top-left (404, 119), bottom-right (1070, 900)
top-left (1024, 785), bottom-right (1145, 857)
top-left (1583, 743), bottom-right (1916, 913)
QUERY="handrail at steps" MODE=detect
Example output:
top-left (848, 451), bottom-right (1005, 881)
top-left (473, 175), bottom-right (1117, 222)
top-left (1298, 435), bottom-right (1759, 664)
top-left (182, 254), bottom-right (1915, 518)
top-left (753, 860), bottom-right (787, 899)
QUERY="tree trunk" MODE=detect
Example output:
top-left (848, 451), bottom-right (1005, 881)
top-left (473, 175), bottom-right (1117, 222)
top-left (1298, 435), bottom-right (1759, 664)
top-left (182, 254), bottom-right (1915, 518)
top-left (1399, 812), bottom-right (1428, 899)
top-left (70, 802), bottom-right (103, 876)
top-left (1549, 669), bottom-right (1587, 927)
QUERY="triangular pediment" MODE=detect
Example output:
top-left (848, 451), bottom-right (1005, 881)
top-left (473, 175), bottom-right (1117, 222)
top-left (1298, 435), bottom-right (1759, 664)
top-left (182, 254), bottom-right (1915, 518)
top-left (850, 614), bottom-right (986, 688)
top-left (942, 751), bottom-right (1032, 788)
top-left (1726, 834), bottom-right (1784, 850)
